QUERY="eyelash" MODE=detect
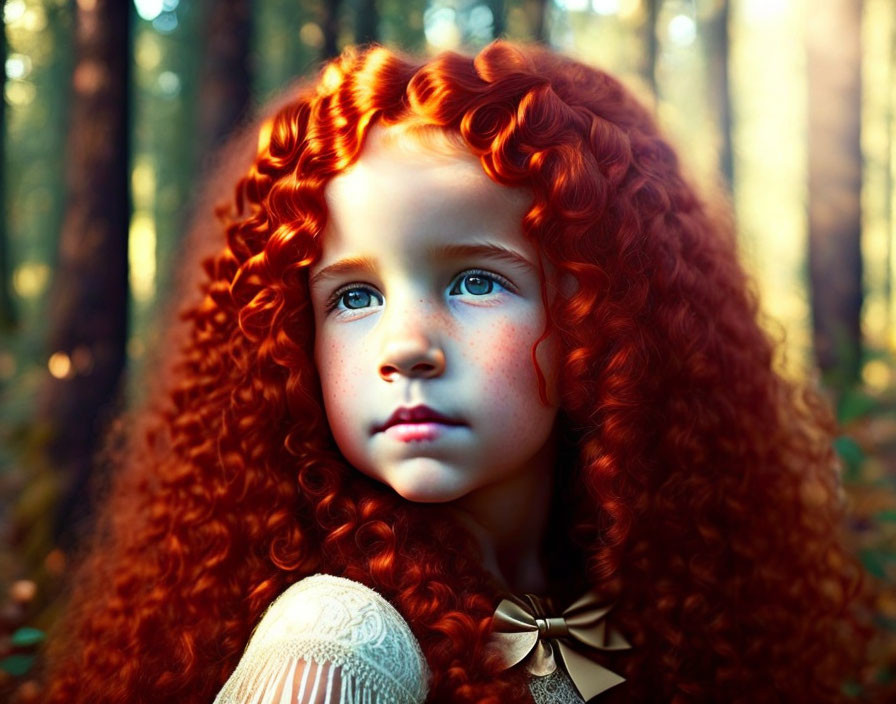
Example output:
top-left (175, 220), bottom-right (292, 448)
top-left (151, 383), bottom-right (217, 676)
top-left (324, 268), bottom-right (516, 314)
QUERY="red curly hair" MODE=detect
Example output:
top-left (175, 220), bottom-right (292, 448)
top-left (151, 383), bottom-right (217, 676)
top-left (43, 41), bottom-right (868, 703)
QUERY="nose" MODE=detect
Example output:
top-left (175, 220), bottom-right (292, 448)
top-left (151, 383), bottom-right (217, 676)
top-left (378, 313), bottom-right (446, 382)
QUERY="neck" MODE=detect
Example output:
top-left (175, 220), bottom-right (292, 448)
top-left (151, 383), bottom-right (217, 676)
top-left (447, 430), bottom-right (557, 595)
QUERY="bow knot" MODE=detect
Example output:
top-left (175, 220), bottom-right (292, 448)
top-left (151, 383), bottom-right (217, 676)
top-left (536, 616), bottom-right (568, 638)
top-left (488, 591), bottom-right (631, 702)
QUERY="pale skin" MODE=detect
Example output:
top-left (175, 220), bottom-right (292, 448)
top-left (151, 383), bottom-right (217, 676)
top-left (254, 126), bottom-right (561, 703)
top-left (308, 124), bottom-right (562, 595)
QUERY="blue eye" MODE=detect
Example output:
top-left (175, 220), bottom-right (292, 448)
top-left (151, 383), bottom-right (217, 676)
top-left (329, 286), bottom-right (383, 313)
top-left (449, 270), bottom-right (513, 297)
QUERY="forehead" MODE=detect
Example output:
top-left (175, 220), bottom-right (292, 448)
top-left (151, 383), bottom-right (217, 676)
top-left (318, 124), bottom-right (534, 261)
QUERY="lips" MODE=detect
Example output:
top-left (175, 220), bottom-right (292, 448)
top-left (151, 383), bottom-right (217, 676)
top-left (375, 405), bottom-right (465, 433)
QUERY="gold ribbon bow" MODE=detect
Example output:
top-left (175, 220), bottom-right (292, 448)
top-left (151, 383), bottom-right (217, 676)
top-left (488, 591), bottom-right (631, 702)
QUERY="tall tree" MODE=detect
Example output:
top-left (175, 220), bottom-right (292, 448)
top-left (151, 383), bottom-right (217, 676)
top-left (807, 0), bottom-right (864, 388)
top-left (252, 0), bottom-right (317, 102)
top-left (322, 0), bottom-right (344, 59)
top-left (486, 0), bottom-right (507, 39)
top-left (885, 8), bottom-right (896, 340)
top-left (356, 0), bottom-right (380, 45)
top-left (141, 1), bottom-right (203, 320)
top-left (40, 0), bottom-right (131, 543)
top-left (196, 0), bottom-right (252, 174)
top-left (528, 0), bottom-right (550, 43)
top-left (0, 15), bottom-right (14, 333)
top-left (640, 0), bottom-right (660, 99)
top-left (380, 0), bottom-right (426, 51)
top-left (704, 0), bottom-right (733, 191)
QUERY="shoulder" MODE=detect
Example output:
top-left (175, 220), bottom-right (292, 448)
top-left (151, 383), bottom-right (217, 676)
top-left (215, 574), bottom-right (429, 704)
top-left (254, 574), bottom-right (417, 645)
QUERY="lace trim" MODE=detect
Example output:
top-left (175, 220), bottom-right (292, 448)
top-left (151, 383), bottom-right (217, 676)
top-left (215, 656), bottom-right (410, 704)
top-left (213, 574), bottom-right (429, 704)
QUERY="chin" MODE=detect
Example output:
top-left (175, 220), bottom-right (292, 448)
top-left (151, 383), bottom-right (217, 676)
top-left (381, 462), bottom-right (469, 504)
top-left (395, 487), bottom-right (463, 504)
top-left (389, 477), bottom-right (468, 504)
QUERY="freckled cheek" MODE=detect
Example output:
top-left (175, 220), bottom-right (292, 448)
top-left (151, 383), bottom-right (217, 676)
top-left (463, 318), bottom-right (542, 390)
top-left (316, 334), bottom-right (369, 428)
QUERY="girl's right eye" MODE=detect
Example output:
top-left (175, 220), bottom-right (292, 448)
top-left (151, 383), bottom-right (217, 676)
top-left (327, 286), bottom-right (384, 314)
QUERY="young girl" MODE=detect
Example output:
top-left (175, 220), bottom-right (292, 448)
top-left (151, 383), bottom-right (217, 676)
top-left (43, 41), bottom-right (868, 703)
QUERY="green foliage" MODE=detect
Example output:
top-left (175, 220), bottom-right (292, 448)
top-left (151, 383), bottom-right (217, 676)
top-left (842, 679), bottom-right (864, 698)
top-left (838, 388), bottom-right (884, 424)
top-left (875, 666), bottom-right (896, 684)
top-left (836, 348), bottom-right (896, 696)
top-left (10, 627), bottom-right (44, 647)
top-left (0, 654), bottom-right (34, 677)
top-left (861, 548), bottom-right (892, 579)
top-left (835, 435), bottom-right (866, 481)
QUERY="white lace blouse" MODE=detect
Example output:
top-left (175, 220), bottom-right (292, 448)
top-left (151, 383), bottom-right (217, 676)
top-left (213, 574), bottom-right (585, 704)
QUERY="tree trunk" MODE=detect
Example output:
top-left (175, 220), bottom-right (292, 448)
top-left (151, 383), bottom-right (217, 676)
top-left (196, 0), bottom-right (252, 174)
top-left (529, 0), bottom-right (549, 43)
top-left (640, 0), bottom-right (660, 98)
top-left (486, 0), bottom-right (507, 39)
top-left (704, 0), bottom-right (733, 191)
top-left (253, 0), bottom-right (318, 101)
top-left (322, 0), bottom-right (344, 59)
top-left (0, 17), bottom-right (14, 333)
top-left (40, 0), bottom-right (131, 544)
top-left (356, 0), bottom-right (379, 45)
top-left (885, 11), bottom-right (895, 341)
top-left (807, 0), bottom-right (864, 388)
top-left (379, 0), bottom-right (426, 51)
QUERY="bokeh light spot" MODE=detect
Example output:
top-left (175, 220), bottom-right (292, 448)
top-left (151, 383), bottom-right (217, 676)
top-left (22, 6), bottom-right (47, 32)
top-left (4, 0), bottom-right (26, 24)
top-left (667, 14), bottom-right (697, 46)
top-left (135, 32), bottom-right (163, 71)
top-left (424, 6), bottom-right (461, 49)
top-left (5, 53), bottom-right (32, 80)
top-left (299, 22), bottom-right (324, 48)
top-left (863, 359), bottom-right (892, 392)
top-left (12, 262), bottom-right (50, 298)
top-left (592, 0), bottom-right (619, 15)
top-left (44, 550), bottom-right (66, 576)
top-left (152, 11), bottom-right (178, 33)
top-left (556, 0), bottom-right (589, 11)
top-left (157, 70), bottom-right (181, 96)
top-left (48, 352), bottom-right (73, 380)
top-left (129, 213), bottom-right (157, 303)
top-left (131, 159), bottom-right (157, 210)
top-left (5, 80), bottom-right (36, 106)
top-left (10, 580), bottom-right (37, 604)
top-left (134, 0), bottom-right (164, 21)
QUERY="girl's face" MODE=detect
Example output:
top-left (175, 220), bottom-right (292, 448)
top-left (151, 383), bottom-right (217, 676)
top-left (309, 126), bottom-right (560, 503)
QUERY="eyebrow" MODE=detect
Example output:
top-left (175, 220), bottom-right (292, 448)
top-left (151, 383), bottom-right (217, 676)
top-left (308, 242), bottom-right (536, 288)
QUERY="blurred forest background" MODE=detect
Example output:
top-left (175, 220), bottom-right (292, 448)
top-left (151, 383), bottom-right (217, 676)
top-left (0, 0), bottom-right (894, 700)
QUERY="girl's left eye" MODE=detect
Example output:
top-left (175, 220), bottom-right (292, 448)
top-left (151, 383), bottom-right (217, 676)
top-left (449, 270), bottom-right (514, 297)
top-left (327, 286), bottom-right (384, 314)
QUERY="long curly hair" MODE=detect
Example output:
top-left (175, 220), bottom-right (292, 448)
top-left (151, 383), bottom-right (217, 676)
top-left (42, 41), bottom-right (868, 703)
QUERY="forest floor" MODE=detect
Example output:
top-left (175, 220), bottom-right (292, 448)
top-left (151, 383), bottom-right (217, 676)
top-left (840, 382), bottom-right (896, 700)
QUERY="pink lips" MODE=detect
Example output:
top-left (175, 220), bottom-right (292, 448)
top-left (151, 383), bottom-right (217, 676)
top-left (376, 405), bottom-right (465, 442)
